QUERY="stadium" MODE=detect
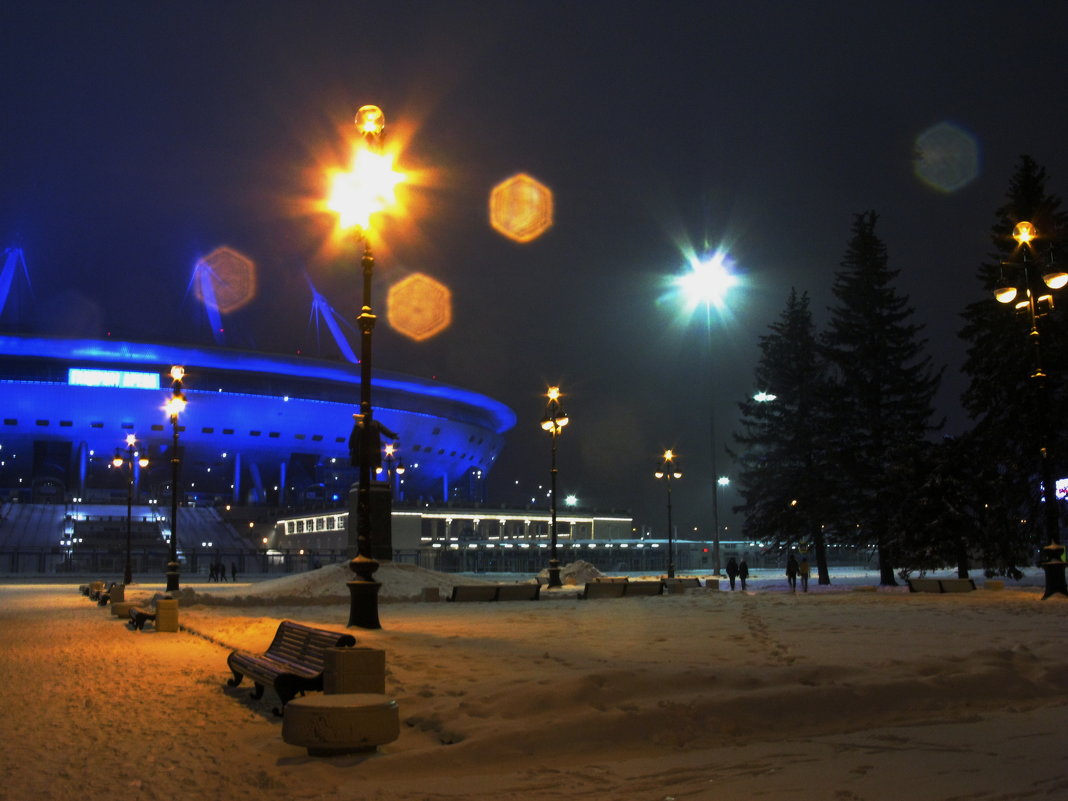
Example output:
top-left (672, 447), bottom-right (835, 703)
top-left (0, 245), bottom-right (525, 574)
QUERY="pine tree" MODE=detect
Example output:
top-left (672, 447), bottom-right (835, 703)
top-left (732, 289), bottom-right (834, 584)
top-left (821, 211), bottom-right (942, 585)
top-left (959, 156), bottom-right (1068, 558)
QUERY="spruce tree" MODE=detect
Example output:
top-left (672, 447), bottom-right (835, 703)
top-left (959, 155), bottom-right (1068, 559)
top-left (821, 211), bottom-right (942, 585)
top-left (732, 289), bottom-right (834, 584)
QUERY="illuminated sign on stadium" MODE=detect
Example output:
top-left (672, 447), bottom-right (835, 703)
top-left (67, 368), bottom-right (161, 390)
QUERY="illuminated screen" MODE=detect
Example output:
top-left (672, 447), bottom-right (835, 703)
top-left (68, 368), bottom-right (161, 390)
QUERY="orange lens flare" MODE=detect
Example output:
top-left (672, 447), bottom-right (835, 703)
top-left (490, 173), bottom-right (553, 243)
top-left (194, 246), bottom-right (257, 314)
top-left (387, 273), bottom-right (452, 341)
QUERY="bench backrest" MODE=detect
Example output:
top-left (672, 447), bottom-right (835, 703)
top-left (495, 583), bottom-right (541, 601)
top-left (582, 581), bottom-right (627, 599)
top-left (265, 621), bottom-right (357, 671)
top-left (450, 585), bottom-right (499, 602)
top-left (625, 581), bottom-right (664, 596)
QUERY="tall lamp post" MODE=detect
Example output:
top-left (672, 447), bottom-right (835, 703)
top-left (995, 220), bottom-right (1068, 599)
top-left (112, 434), bottom-right (148, 586)
top-left (327, 104), bottom-right (405, 629)
top-left (655, 449), bottom-right (682, 579)
top-left (164, 366), bottom-right (186, 592)
top-left (540, 386), bottom-right (569, 588)
top-left (676, 251), bottom-right (739, 575)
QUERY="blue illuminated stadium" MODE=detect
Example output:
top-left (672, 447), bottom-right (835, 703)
top-left (0, 249), bottom-right (516, 508)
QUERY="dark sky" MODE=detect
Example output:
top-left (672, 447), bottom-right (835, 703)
top-left (2, 1), bottom-right (1067, 536)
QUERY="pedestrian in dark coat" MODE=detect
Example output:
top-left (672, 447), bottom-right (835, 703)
top-left (786, 554), bottom-right (799, 592)
top-left (725, 557), bottom-right (739, 590)
top-left (738, 559), bottom-right (750, 590)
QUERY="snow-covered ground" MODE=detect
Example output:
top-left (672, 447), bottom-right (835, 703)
top-left (1, 561), bottom-right (1065, 801)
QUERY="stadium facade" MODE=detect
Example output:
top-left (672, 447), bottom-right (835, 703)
top-left (0, 332), bottom-right (516, 508)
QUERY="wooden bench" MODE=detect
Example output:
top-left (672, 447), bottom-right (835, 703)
top-left (227, 620), bottom-right (357, 716)
top-left (494, 583), bottom-right (541, 601)
top-left (581, 581), bottom-right (627, 599)
top-left (625, 581), bottom-right (664, 597)
top-left (908, 577), bottom-right (977, 593)
top-left (663, 577), bottom-right (700, 593)
top-left (449, 585), bottom-right (499, 602)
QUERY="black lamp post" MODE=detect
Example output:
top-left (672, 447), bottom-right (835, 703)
top-left (164, 366), bottom-right (186, 592)
top-left (328, 104), bottom-right (405, 629)
top-left (540, 386), bottom-right (569, 588)
top-left (995, 221), bottom-right (1068, 599)
top-left (655, 449), bottom-right (682, 579)
top-left (113, 434), bottom-right (148, 586)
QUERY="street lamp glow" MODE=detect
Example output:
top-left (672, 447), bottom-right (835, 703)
top-left (1013, 221), bottom-right (1036, 245)
top-left (753, 391), bottom-right (777, 402)
top-left (677, 251), bottom-right (739, 311)
top-left (328, 148), bottom-right (405, 231)
top-left (718, 476), bottom-right (731, 487)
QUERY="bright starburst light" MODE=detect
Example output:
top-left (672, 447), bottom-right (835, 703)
top-left (328, 147), bottom-right (406, 231)
top-left (676, 250), bottom-right (739, 313)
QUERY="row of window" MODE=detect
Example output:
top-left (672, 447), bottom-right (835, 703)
top-left (3, 419), bottom-right (491, 462)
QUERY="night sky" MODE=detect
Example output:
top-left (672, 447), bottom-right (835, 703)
top-left (2, 1), bottom-right (1067, 536)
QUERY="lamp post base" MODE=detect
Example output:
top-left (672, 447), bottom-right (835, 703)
top-left (547, 558), bottom-right (561, 589)
top-left (347, 555), bottom-right (382, 629)
top-left (165, 561), bottom-right (180, 592)
top-left (1040, 543), bottom-right (1068, 600)
top-left (347, 580), bottom-right (382, 629)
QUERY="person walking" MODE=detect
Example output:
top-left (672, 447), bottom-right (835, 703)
top-left (738, 559), bottom-right (749, 591)
top-left (786, 554), bottom-right (799, 592)
top-left (799, 556), bottom-right (810, 592)
top-left (231, 562), bottom-right (238, 582)
top-left (725, 557), bottom-right (739, 590)
top-left (208, 563), bottom-right (217, 582)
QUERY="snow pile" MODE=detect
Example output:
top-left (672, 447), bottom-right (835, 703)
top-left (536, 558), bottom-right (602, 585)
top-left (187, 561), bottom-right (496, 605)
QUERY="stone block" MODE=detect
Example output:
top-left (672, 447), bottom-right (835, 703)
top-left (282, 693), bottom-right (399, 756)
top-left (323, 647), bottom-right (386, 695)
top-left (155, 598), bottom-right (179, 632)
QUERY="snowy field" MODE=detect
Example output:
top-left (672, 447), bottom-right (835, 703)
top-left (1, 562), bottom-right (1066, 801)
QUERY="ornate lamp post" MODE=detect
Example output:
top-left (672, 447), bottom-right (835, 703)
top-left (164, 366), bottom-right (186, 592)
top-left (540, 386), bottom-right (569, 588)
top-left (377, 442), bottom-right (406, 500)
top-left (995, 221), bottom-right (1068, 599)
top-left (112, 434), bottom-right (148, 586)
top-left (655, 449), bottom-right (682, 579)
top-left (327, 104), bottom-right (405, 629)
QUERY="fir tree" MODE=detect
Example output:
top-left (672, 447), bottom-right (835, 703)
top-left (821, 211), bottom-right (942, 585)
top-left (732, 289), bottom-right (834, 584)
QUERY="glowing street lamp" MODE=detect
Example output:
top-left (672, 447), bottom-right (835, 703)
top-left (994, 221), bottom-right (1068, 599)
top-left (327, 104), bottom-right (406, 629)
top-left (655, 449), bottom-right (683, 579)
top-left (164, 366), bottom-right (186, 592)
top-left (113, 434), bottom-right (149, 586)
top-left (540, 386), bottom-right (569, 588)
